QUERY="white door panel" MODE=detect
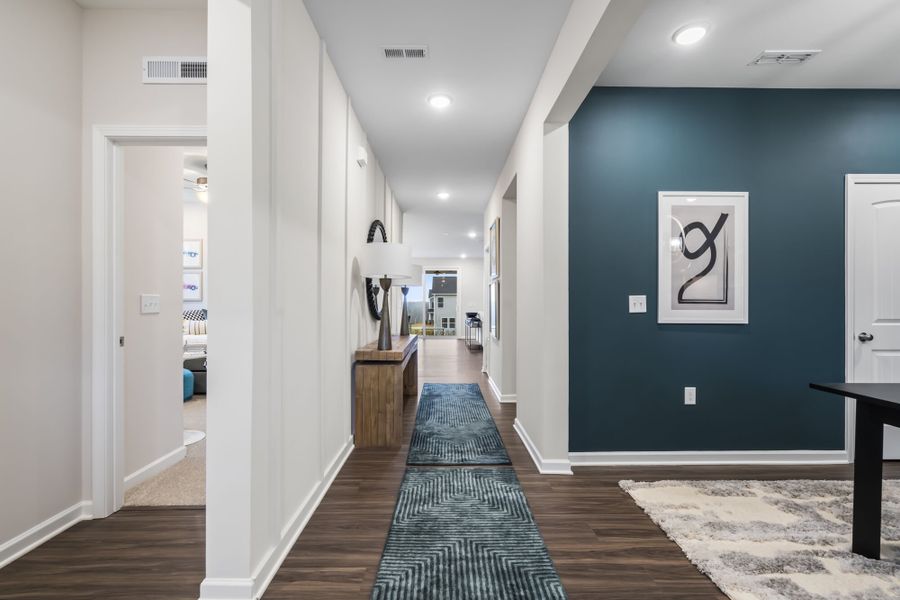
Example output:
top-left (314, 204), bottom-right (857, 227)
top-left (848, 177), bottom-right (900, 459)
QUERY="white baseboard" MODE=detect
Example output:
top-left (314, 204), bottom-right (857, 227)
top-left (200, 435), bottom-right (355, 600)
top-left (568, 450), bottom-right (850, 466)
top-left (513, 418), bottom-right (572, 475)
top-left (0, 501), bottom-right (92, 569)
top-left (124, 444), bottom-right (186, 491)
top-left (486, 374), bottom-right (516, 404)
top-left (197, 578), bottom-right (254, 600)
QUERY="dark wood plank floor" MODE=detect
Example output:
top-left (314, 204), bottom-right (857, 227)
top-left (0, 507), bottom-right (204, 599)
top-left (2, 338), bottom-right (897, 599)
top-left (264, 339), bottom-right (900, 599)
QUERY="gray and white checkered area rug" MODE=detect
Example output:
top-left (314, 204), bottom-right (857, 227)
top-left (621, 479), bottom-right (900, 600)
top-left (407, 383), bottom-right (511, 466)
top-left (372, 468), bottom-right (567, 600)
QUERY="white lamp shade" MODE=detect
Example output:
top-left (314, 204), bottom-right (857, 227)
top-left (396, 263), bottom-right (423, 285)
top-left (358, 242), bottom-right (412, 279)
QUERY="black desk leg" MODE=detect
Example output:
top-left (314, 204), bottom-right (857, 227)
top-left (852, 402), bottom-right (883, 559)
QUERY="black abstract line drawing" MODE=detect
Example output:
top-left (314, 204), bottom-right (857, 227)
top-left (677, 213), bottom-right (729, 304)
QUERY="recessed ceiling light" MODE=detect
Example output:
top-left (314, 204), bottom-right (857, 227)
top-left (673, 24), bottom-right (707, 46)
top-left (460, 254), bottom-right (467, 259)
top-left (428, 94), bottom-right (452, 109)
top-left (437, 191), bottom-right (450, 200)
top-left (467, 231), bottom-right (477, 239)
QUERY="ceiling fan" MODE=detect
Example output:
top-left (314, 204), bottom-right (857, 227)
top-left (183, 176), bottom-right (208, 192)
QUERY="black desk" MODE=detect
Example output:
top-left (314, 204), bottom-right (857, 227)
top-left (809, 383), bottom-right (900, 559)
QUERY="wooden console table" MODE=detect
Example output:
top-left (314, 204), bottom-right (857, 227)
top-left (354, 335), bottom-right (419, 448)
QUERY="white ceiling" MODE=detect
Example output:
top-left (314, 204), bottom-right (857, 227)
top-left (74, 0), bottom-right (206, 8)
top-left (403, 211), bottom-right (484, 260)
top-left (304, 0), bottom-right (572, 217)
top-left (598, 0), bottom-right (900, 88)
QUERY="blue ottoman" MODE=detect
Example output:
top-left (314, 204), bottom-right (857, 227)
top-left (183, 369), bottom-right (195, 401)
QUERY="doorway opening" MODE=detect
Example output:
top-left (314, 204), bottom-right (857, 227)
top-left (119, 146), bottom-right (209, 507)
top-left (419, 269), bottom-right (459, 337)
top-left (87, 126), bottom-right (207, 519)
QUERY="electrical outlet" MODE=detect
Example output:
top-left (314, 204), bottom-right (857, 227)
top-left (684, 387), bottom-right (697, 405)
top-left (628, 295), bottom-right (647, 313)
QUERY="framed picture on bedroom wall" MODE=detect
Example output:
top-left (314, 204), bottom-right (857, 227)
top-left (183, 272), bottom-right (203, 302)
top-left (183, 239), bottom-right (203, 269)
top-left (489, 217), bottom-right (500, 280)
top-left (489, 280), bottom-right (500, 339)
top-left (658, 191), bottom-right (749, 324)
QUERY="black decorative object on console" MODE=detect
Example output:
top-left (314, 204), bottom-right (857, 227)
top-left (365, 220), bottom-right (388, 320)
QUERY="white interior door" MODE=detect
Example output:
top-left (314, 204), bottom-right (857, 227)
top-left (848, 175), bottom-right (900, 459)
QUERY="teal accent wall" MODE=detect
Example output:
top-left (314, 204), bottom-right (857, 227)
top-left (568, 87), bottom-right (900, 452)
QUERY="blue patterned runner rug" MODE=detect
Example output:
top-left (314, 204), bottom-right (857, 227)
top-left (407, 383), bottom-right (511, 465)
top-left (371, 467), bottom-right (567, 599)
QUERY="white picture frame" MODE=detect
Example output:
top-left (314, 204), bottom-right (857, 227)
top-left (658, 191), bottom-right (748, 324)
top-left (183, 271), bottom-right (203, 302)
top-left (489, 218), bottom-right (500, 281)
top-left (183, 239), bottom-right (203, 269)
top-left (489, 280), bottom-right (500, 339)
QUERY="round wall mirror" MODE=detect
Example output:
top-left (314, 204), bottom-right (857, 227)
top-left (366, 220), bottom-right (388, 320)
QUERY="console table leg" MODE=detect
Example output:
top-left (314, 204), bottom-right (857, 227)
top-left (403, 348), bottom-right (418, 397)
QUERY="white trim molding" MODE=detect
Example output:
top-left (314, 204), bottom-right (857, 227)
top-left (124, 445), bottom-right (187, 491)
top-left (569, 450), bottom-right (850, 467)
top-left (513, 418), bottom-right (572, 475)
top-left (0, 501), bottom-right (92, 569)
top-left (487, 374), bottom-right (516, 404)
top-left (199, 436), bottom-right (355, 600)
top-left (196, 578), bottom-right (254, 600)
top-left (87, 125), bottom-right (207, 519)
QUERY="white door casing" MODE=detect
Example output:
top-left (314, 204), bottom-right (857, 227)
top-left (89, 126), bottom-right (207, 518)
top-left (846, 174), bottom-right (900, 459)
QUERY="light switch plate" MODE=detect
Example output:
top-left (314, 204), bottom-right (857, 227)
top-left (628, 295), bottom-right (647, 313)
top-left (140, 294), bottom-right (160, 315)
top-left (684, 387), bottom-right (697, 405)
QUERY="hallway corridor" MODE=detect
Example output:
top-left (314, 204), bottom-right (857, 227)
top-left (2, 339), bottom-right (894, 599)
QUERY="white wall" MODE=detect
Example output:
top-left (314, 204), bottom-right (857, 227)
top-left (123, 146), bottom-right (185, 482)
top-left (320, 50), bottom-right (351, 475)
top-left (183, 197), bottom-right (208, 311)
top-left (1, 0), bottom-right (211, 577)
top-left (204, 2), bottom-right (398, 597)
top-left (0, 0), bottom-right (84, 567)
top-left (482, 0), bottom-right (644, 472)
top-left (80, 5), bottom-right (207, 501)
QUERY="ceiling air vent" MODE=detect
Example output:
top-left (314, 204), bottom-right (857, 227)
top-left (382, 46), bottom-right (428, 60)
top-left (748, 50), bottom-right (821, 66)
top-left (143, 56), bottom-right (207, 84)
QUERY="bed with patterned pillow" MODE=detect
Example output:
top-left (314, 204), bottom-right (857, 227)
top-left (183, 310), bottom-right (207, 394)
top-left (183, 309), bottom-right (208, 354)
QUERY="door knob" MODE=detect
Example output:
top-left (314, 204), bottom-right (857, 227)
top-left (858, 332), bottom-right (874, 342)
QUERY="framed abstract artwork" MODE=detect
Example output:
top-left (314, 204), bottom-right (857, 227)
top-left (489, 217), bottom-right (500, 281)
top-left (489, 280), bottom-right (500, 339)
top-left (183, 272), bottom-right (203, 302)
top-left (658, 191), bottom-right (748, 324)
top-left (183, 239), bottom-right (203, 269)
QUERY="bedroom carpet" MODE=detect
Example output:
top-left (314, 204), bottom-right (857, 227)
top-left (372, 468), bottom-right (566, 599)
top-left (124, 396), bottom-right (206, 507)
top-left (407, 382), bottom-right (510, 465)
top-left (621, 479), bottom-right (900, 600)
